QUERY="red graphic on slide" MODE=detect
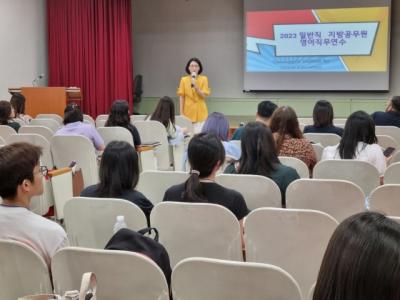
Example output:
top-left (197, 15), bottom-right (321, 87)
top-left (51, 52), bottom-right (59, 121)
top-left (247, 10), bottom-right (318, 39)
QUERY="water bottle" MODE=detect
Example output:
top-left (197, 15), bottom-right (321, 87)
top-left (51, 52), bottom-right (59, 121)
top-left (113, 215), bottom-right (127, 233)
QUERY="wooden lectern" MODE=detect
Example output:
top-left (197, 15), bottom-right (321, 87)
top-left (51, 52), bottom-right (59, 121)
top-left (8, 87), bottom-right (82, 118)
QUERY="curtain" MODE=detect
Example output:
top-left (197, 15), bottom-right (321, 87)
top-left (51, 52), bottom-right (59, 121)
top-left (47, 0), bottom-right (133, 116)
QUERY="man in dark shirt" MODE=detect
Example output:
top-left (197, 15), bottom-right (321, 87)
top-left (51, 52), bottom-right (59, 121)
top-left (371, 96), bottom-right (400, 128)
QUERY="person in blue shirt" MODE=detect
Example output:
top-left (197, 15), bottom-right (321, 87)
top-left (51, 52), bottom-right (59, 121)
top-left (371, 96), bottom-right (400, 128)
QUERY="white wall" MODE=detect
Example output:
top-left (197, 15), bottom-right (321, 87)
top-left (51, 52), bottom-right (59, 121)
top-left (0, 0), bottom-right (47, 100)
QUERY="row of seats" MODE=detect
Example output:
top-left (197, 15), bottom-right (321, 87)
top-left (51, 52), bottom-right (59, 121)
top-left (1, 239), bottom-right (307, 300)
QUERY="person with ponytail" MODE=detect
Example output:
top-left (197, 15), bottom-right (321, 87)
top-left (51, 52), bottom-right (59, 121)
top-left (163, 132), bottom-right (249, 222)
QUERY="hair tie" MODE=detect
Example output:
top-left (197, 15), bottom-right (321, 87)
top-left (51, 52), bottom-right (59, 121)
top-left (191, 170), bottom-right (200, 176)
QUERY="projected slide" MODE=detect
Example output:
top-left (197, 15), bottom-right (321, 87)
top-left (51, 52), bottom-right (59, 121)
top-left (246, 7), bottom-right (389, 72)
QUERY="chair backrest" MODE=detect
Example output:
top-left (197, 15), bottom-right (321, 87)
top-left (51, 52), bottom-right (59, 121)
top-left (97, 126), bottom-right (134, 146)
top-left (384, 162), bottom-right (400, 184)
top-left (304, 133), bottom-right (341, 147)
top-left (172, 257), bottom-right (302, 300)
top-left (377, 134), bottom-right (399, 150)
top-left (51, 135), bottom-right (99, 187)
top-left (279, 156), bottom-right (310, 178)
top-left (30, 118), bottom-right (60, 132)
top-left (0, 239), bottom-right (52, 299)
top-left (7, 134), bottom-right (55, 215)
top-left (298, 118), bottom-right (313, 125)
top-left (52, 247), bottom-right (169, 300)
top-left (0, 124), bottom-right (17, 140)
top-left (130, 114), bottom-right (147, 123)
top-left (83, 114), bottom-right (95, 126)
top-left (175, 115), bottom-right (194, 135)
top-left (133, 120), bottom-right (171, 170)
top-left (369, 184), bottom-right (400, 216)
top-left (390, 150), bottom-right (400, 165)
top-left (216, 174), bottom-right (281, 210)
top-left (95, 114), bottom-right (108, 128)
top-left (286, 179), bottom-right (365, 222)
top-left (313, 159), bottom-right (380, 195)
top-left (64, 197), bottom-right (148, 248)
top-left (333, 118), bottom-right (347, 125)
top-left (375, 126), bottom-right (400, 144)
top-left (311, 143), bottom-right (324, 162)
top-left (151, 202), bottom-right (243, 267)
top-left (0, 136), bottom-right (5, 145)
top-left (36, 113), bottom-right (63, 125)
top-left (19, 125), bottom-right (54, 142)
top-left (245, 208), bottom-right (338, 299)
top-left (136, 170), bottom-right (189, 205)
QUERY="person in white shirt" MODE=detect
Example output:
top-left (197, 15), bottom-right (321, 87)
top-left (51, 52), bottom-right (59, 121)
top-left (0, 142), bottom-right (68, 267)
top-left (322, 111), bottom-right (386, 175)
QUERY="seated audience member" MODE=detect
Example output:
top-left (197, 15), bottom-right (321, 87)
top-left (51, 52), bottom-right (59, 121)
top-left (303, 100), bottom-right (344, 136)
top-left (10, 93), bottom-right (32, 125)
top-left (313, 212), bottom-right (400, 300)
top-left (201, 112), bottom-right (241, 160)
top-left (270, 106), bottom-right (317, 170)
top-left (81, 141), bottom-right (153, 222)
top-left (163, 132), bottom-right (249, 223)
top-left (371, 95), bottom-right (400, 128)
top-left (106, 100), bottom-right (141, 146)
top-left (225, 122), bottom-right (299, 206)
top-left (0, 100), bottom-right (21, 132)
top-left (322, 111), bottom-right (386, 175)
top-left (232, 100), bottom-right (278, 140)
top-left (0, 142), bottom-right (68, 266)
top-left (150, 96), bottom-right (186, 145)
top-left (56, 104), bottom-right (105, 151)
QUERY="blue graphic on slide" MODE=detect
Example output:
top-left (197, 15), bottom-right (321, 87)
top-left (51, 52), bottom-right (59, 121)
top-left (247, 44), bottom-right (347, 72)
top-left (246, 22), bottom-right (379, 72)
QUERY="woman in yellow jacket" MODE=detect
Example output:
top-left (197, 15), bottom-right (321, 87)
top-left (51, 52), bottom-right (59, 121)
top-left (177, 57), bottom-right (211, 133)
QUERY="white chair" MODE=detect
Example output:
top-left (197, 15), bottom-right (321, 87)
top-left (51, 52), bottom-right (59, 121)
top-left (134, 120), bottom-right (171, 170)
top-left (36, 113), bottom-right (63, 125)
top-left (52, 247), bottom-right (169, 300)
top-left (136, 170), bottom-right (189, 205)
top-left (83, 114), bottom-right (95, 126)
top-left (279, 156), bottom-right (310, 178)
top-left (51, 135), bottom-right (99, 187)
top-left (375, 126), bottom-right (400, 144)
top-left (390, 150), bottom-right (400, 165)
top-left (313, 159), bottom-right (380, 195)
top-left (7, 134), bottom-right (55, 215)
top-left (30, 118), bottom-right (60, 132)
top-left (151, 202), bottom-right (243, 267)
top-left (0, 125), bottom-right (17, 140)
top-left (333, 118), bottom-right (347, 125)
top-left (384, 162), bottom-right (400, 184)
top-left (0, 239), bottom-right (52, 299)
top-left (64, 197), bottom-right (148, 248)
top-left (216, 174), bottom-right (282, 210)
top-left (0, 136), bottom-right (5, 145)
top-left (298, 118), bottom-right (313, 125)
top-left (172, 257), bottom-right (302, 300)
top-left (130, 114), bottom-right (147, 123)
top-left (95, 114), bottom-right (108, 128)
top-left (175, 115), bottom-right (194, 135)
top-left (377, 134), bottom-right (398, 150)
top-left (245, 208), bottom-right (338, 300)
top-left (312, 143), bottom-right (324, 162)
top-left (369, 185), bottom-right (400, 216)
top-left (304, 133), bottom-right (341, 147)
top-left (19, 125), bottom-right (54, 142)
top-left (286, 179), bottom-right (365, 222)
top-left (97, 126), bottom-right (134, 146)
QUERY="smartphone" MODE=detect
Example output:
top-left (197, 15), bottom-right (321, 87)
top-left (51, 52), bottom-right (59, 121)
top-left (383, 147), bottom-right (396, 157)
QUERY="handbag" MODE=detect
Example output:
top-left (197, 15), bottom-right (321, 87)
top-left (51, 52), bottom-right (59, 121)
top-left (18, 272), bottom-right (97, 300)
top-left (105, 227), bottom-right (172, 285)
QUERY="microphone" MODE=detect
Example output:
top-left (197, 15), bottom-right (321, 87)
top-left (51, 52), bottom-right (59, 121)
top-left (191, 72), bottom-right (196, 88)
top-left (32, 74), bottom-right (45, 87)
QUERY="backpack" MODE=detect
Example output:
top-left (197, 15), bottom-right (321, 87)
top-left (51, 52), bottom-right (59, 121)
top-left (105, 227), bottom-right (172, 285)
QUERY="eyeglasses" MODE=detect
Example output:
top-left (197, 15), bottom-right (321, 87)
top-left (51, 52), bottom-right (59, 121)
top-left (39, 166), bottom-right (48, 177)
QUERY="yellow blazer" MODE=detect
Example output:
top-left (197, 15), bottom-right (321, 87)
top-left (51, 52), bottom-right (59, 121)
top-left (177, 75), bottom-right (210, 122)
